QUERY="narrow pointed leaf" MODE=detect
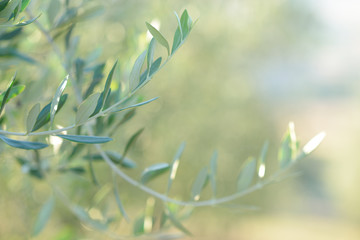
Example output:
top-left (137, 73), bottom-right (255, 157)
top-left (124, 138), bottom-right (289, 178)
top-left (147, 38), bottom-right (155, 70)
top-left (32, 94), bottom-right (68, 132)
top-left (101, 60), bottom-right (117, 108)
top-left (32, 196), bottom-right (55, 236)
top-left (50, 75), bottom-right (68, 127)
top-left (0, 72), bottom-right (15, 116)
top-left (278, 129), bottom-right (292, 168)
top-left (171, 27), bottom-right (182, 54)
top-left (167, 210), bottom-right (192, 236)
top-left (84, 151), bottom-right (136, 168)
top-left (72, 206), bottom-right (107, 231)
top-left (174, 11), bottom-right (183, 39)
top-left (121, 128), bottom-right (144, 161)
top-left (302, 132), bottom-right (326, 155)
top-left (141, 163), bottom-right (170, 184)
top-left (113, 175), bottom-right (130, 222)
top-left (180, 10), bottom-right (192, 39)
top-left (0, 85), bottom-right (25, 105)
top-left (112, 97), bottom-right (158, 113)
top-left (76, 92), bottom-right (101, 125)
top-left (14, 13), bottom-right (41, 27)
top-left (146, 22), bottom-right (170, 55)
top-left (26, 103), bottom-right (40, 133)
top-left (167, 142), bottom-right (186, 194)
top-left (149, 57), bottom-right (162, 76)
top-left (129, 50), bottom-right (147, 91)
top-left (191, 167), bottom-right (208, 201)
top-left (209, 150), bottom-right (218, 197)
top-left (237, 157), bottom-right (257, 192)
top-left (0, 135), bottom-right (48, 150)
top-left (56, 134), bottom-right (112, 144)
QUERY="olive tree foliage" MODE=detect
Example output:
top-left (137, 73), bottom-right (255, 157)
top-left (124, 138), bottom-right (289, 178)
top-left (0, 0), bottom-right (325, 238)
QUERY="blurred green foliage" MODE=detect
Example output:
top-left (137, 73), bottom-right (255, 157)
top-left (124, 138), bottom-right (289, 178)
top-left (1, 0), bottom-right (357, 239)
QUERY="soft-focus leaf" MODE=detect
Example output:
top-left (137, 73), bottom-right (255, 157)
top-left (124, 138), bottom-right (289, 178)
top-left (133, 215), bottom-right (145, 236)
top-left (0, 135), bottom-right (48, 150)
top-left (0, 85), bottom-right (25, 104)
top-left (20, 0), bottom-right (30, 12)
top-left (0, 72), bottom-right (15, 116)
top-left (83, 63), bottom-right (105, 98)
top-left (0, 47), bottom-right (37, 64)
top-left (50, 75), bottom-right (68, 127)
top-left (84, 151), bottom-right (136, 168)
top-left (191, 167), bottom-right (208, 201)
top-left (209, 150), bottom-right (218, 197)
top-left (0, 28), bottom-right (22, 40)
top-left (278, 125), bottom-right (294, 168)
top-left (72, 206), bottom-right (107, 231)
top-left (166, 210), bottom-right (192, 236)
top-left (141, 163), bottom-right (170, 184)
top-left (101, 60), bottom-right (117, 108)
top-left (112, 97), bottom-right (158, 113)
top-left (47, 0), bottom-right (61, 25)
top-left (121, 128), bottom-right (143, 161)
top-left (32, 94), bottom-right (68, 132)
top-left (32, 196), bottom-right (55, 236)
top-left (113, 175), bottom-right (130, 222)
top-left (56, 134), bottom-right (112, 144)
top-left (237, 157), bottom-right (257, 192)
top-left (167, 142), bottom-right (186, 194)
top-left (129, 50), bottom-right (146, 91)
top-left (26, 103), bottom-right (40, 133)
top-left (180, 10), bottom-right (192, 39)
top-left (76, 92), bottom-right (101, 125)
top-left (14, 14), bottom-right (41, 27)
top-left (147, 38), bottom-right (155, 70)
top-left (146, 22), bottom-right (169, 55)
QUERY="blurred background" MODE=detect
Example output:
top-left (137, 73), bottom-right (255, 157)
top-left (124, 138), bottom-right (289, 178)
top-left (1, 0), bottom-right (360, 239)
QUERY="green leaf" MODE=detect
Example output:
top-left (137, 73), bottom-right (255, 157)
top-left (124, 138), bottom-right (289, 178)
top-left (20, 0), bottom-right (30, 12)
top-left (32, 94), bottom-right (68, 132)
top-left (0, 47), bottom-right (37, 64)
top-left (174, 11), bottom-right (183, 39)
top-left (72, 206), bottom-right (107, 231)
top-left (180, 10), bottom-right (192, 39)
top-left (171, 27), bottom-right (181, 55)
top-left (129, 50), bottom-right (147, 92)
top-left (50, 75), bottom-right (68, 127)
top-left (0, 28), bottom-right (22, 41)
top-left (101, 60), bottom-right (117, 109)
top-left (145, 22), bottom-right (170, 55)
top-left (56, 134), bottom-right (112, 144)
top-left (0, 135), bottom-right (48, 150)
top-left (121, 128), bottom-right (143, 161)
top-left (149, 57), bottom-right (162, 76)
top-left (133, 215), bottom-right (145, 236)
top-left (112, 97), bottom-right (158, 113)
top-left (14, 14), bottom-right (41, 27)
top-left (209, 150), bottom-right (218, 197)
top-left (84, 151), bottom-right (136, 168)
top-left (32, 196), bottom-right (55, 236)
top-left (113, 175), bottom-right (130, 222)
top-left (26, 103), bottom-right (41, 133)
top-left (167, 142), bottom-right (186, 194)
top-left (83, 63), bottom-right (105, 99)
top-left (141, 163), bottom-right (170, 184)
top-left (191, 167), bottom-right (208, 201)
top-left (0, 72), bottom-right (15, 116)
top-left (147, 38), bottom-right (155, 70)
top-left (0, 85), bottom-right (25, 107)
top-left (237, 157), bottom-right (257, 192)
top-left (278, 122), bottom-right (298, 169)
top-left (166, 210), bottom-right (192, 236)
top-left (258, 141), bottom-right (269, 178)
top-left (47, 0), bottom-right (61, 26)
top-left (76, 92), bottom-right (101, 125)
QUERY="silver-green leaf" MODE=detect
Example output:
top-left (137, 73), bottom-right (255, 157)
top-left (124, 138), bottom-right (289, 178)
top-left (26, 103), bottom-right (41, 133)
top-left (141, 163), bottom-right (170, 184)
top-left (50, 75), bottom-right (68, 127)
top-left (145, 22), bottom-right (170, 55)
top-left (129, 50), bottom-right (147, 92)
top-left (76, 92), bottom-right (101, 125)
top-left (32, 196), bottom-right (55, 236)
top-left (237, 157), bottom-right (257, 192)
top-left (56, 134), bottom-right (112, 144)
top-left (191, 167), bottom-right (208, 201)
top-left (0, 135), bottom-right (48, 150)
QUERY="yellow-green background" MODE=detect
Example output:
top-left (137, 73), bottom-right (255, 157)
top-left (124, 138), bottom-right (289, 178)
top-left (1, 0), bottom-right (360, 239)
